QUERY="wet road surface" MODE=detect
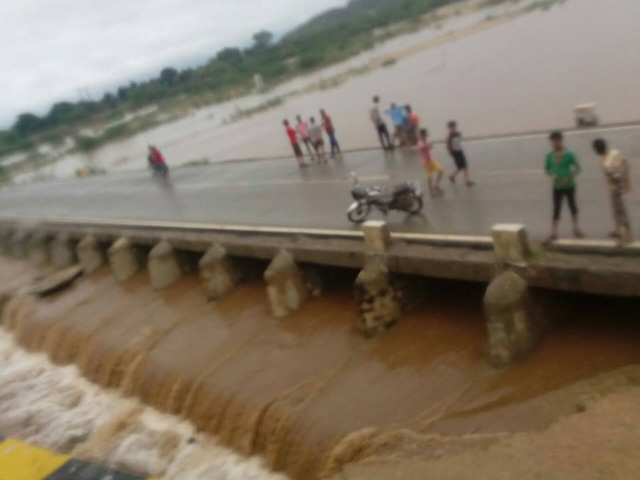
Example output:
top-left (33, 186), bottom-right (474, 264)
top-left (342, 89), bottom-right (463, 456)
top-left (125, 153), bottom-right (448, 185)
top-left (1, 126), bottom-right (639, 240)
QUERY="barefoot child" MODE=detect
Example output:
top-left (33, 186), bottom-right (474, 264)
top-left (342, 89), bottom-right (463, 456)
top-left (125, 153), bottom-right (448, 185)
top-left (418, 129), bottom-right (443, 197)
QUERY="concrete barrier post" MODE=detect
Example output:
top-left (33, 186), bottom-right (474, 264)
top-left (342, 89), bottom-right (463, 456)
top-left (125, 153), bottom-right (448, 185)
top-left (148, 240), bottom-right (182, 290)
top-left (198, 243), bottom-right (239, 299)
top-left (108, 237), bottom-right (141, 283)
top-left (27, 232), bottom-right (51, 266)
top-left (0, 229), bottom-right (12, 255)
top-left (76, 235), bottom-right (106, 274)
top-left (362, 220), bottom-right (391, 254)
top-left (50, 233), bottom-right (77, 267)
top-left (9, 230), bottom-right (30, 258)
top-left (491, 224), bottom-right (530, 264)
top-left (264, 249), bottom-right (309, 318)
top-left (483, 271), bottom-right (541, 367)
top-left (354, 255), bottom-right (401, 336)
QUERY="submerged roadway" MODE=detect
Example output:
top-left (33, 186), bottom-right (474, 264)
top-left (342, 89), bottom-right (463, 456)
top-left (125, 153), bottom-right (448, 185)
top-left (1, 125), bottom-right (639, 241)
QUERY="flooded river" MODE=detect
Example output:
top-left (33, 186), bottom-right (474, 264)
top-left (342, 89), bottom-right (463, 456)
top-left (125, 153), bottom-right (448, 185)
top-left (18, 0), bottom-right (640, 181)
top-left (1, 256), bottom-right (640, 478)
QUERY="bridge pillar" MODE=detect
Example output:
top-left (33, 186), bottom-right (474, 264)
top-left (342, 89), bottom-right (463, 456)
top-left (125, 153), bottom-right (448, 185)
top-left (264, 249), bottom-right (309, 318)
top-left (491, 224), bottom-right (531, 264)
top-left (27, 232), bottom-right (51, 266)
top-left (362, 220), bottom-right (391, 254)
top-left (354, 255), bottom-right (401, 336)
top-left (108, 237), bottom-right (141, 283)
top-left (484, 271), bottom-right (541, 367)
top-left (76, 235), bottom-right (106, 274)
top-left (199, 244), bottom-right (239, 299)
top-left (50, 233), bottom-right (77, 268)
top-left (148, 240), bottom-right (182, 290)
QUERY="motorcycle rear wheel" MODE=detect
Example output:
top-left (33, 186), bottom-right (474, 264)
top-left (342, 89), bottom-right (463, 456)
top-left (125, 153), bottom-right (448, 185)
top-left (348, 203), bottom-right (371, 223)
top-left (404, 194), bottom-right (424, 214)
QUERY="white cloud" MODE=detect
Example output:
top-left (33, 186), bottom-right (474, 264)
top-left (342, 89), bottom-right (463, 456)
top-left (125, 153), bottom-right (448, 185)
top-left (0, 0), bottom-right (347, 127)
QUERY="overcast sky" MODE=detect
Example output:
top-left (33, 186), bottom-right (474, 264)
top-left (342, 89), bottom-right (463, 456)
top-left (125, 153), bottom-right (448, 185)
top-left (0, 0), bottom-right (348, 127)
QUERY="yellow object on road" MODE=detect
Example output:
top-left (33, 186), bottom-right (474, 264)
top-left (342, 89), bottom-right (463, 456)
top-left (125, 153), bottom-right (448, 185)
top-left (0, 437), bottom-right (157, 480)
top-left (0, 439), bottom-right (68, 480)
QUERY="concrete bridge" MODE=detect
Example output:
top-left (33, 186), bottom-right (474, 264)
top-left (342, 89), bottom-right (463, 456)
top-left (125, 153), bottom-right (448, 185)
top-left (1, 214), bottom-right (639, 367)
top-left (2, 125), bottom-right (640, 367)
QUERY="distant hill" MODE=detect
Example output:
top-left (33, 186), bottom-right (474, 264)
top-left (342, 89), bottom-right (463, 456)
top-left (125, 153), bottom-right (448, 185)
top-left (286, 0), bottom-right (459, 41)
top-left (2, 0), bottom-right (466, 159)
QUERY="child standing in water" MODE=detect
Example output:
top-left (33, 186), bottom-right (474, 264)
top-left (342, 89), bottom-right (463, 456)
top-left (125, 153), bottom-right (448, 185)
top-left (418, 129), bottom-right (443, 197)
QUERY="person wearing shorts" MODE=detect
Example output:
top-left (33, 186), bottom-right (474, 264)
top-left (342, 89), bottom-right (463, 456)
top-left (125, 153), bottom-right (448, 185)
top-left (283, 119), bottom-right (306, 167)
top-left (418, 128), bottom-right (443, 197)
top-left (545, 131), bottom-right (584, 242)
top-left (447, 121), bottom-right (474, 186)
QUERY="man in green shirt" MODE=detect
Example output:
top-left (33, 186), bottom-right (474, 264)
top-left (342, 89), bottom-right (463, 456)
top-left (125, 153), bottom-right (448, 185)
top-left (545, 131), bottom-right (584, 242)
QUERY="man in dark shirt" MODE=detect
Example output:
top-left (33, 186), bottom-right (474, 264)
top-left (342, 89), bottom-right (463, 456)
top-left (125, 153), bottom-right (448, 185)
top-left (447, 121), bottom-right (474, 186)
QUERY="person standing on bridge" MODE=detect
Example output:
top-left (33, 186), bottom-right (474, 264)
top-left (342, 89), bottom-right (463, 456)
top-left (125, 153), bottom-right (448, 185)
top-left (385, 103), bottom-right (408, 147)
top-left (370, 96), bottom-right (393, 151)
top-left (283, 120), bottom-right (307, 167)
top-left (418, 129), bottom-right (443, 197)
top-left (446, 121), bottom-right (474, 186)
top-left (320, 109), bottom-right (341, 158)
top-left (545, 131), bottom-right (584, 242)
top-left (592, 138), bottom-right (633, 245)
top-left (405, 105), bottom-right (420, 146)
top-left (296, 115), bottom-right (315, 161)
top-left (309, 116), bottom-right (326, 163)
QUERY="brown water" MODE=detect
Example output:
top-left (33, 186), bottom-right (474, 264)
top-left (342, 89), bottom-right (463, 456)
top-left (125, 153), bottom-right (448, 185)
top-left (2, 257), bottom-right (640, 479)
top-left (18, 0), bottom-right (640, 182)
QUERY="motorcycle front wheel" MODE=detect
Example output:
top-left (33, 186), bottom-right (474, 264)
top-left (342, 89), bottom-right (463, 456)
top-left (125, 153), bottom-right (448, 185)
top-left (404, 194), bottom-right (424, 214)
top-left (347, 203), bottom-right (371, 223)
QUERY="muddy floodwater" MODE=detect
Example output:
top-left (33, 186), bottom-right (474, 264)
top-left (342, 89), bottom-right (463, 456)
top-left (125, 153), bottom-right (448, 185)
top-left (20, 0), bottom-right (640, 181)
top-left (1, 257), bottom-right (640, 479)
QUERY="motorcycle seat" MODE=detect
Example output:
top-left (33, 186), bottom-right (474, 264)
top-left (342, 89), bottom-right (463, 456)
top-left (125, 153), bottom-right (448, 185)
top-left (370, 191), bottom-right (394, 202)
top-left (393, 183), bottom-right (412, 195)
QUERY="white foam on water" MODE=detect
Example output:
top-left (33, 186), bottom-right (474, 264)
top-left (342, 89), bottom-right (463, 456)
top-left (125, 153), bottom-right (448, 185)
top-left (0, 330), bottom-right (288, 480)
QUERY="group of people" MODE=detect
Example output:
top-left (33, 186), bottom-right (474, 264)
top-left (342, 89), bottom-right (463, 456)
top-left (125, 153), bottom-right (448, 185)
top-left (285, 96), bottom-right (633, 246)
top-left (545, 131), bottom-right (632, 245)
top-left (370, 95), bottom-right (475, 197)
top-left (370, 97), bottom-right (422, 149)
top-left (283, 110), bottom-right (341, 167)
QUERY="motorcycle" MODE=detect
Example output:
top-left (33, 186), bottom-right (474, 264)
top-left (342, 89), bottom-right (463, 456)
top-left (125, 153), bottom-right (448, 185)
top-left (148, 157), bottom-right (169, 179)
top-left (347, 172), bottom-right (423, 223)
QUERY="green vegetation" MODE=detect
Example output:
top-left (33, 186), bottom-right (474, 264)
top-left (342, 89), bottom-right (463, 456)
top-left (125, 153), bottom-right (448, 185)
top-left (74, 115), bottom-right (163, 152)
top-left (2, 0), bottom-right (478, 158)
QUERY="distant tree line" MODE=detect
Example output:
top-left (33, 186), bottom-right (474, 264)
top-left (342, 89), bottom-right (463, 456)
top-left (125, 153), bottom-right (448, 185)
top-left (1, 0), bottom-right (462, 157)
